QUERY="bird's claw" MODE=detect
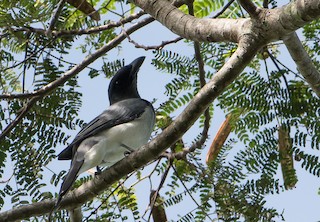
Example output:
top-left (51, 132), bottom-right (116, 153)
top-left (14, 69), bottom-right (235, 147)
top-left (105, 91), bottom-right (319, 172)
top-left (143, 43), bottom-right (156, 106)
top-left (95, 166), bottom-right (102, 176)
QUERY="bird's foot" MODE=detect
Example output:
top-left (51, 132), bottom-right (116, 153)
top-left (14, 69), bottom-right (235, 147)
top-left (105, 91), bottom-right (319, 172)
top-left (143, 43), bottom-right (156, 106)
top-left (95, 166), bottom-right (102, 176)
top-left (121, 143), bottom-right (134, 157)
top-left (124, 150), bottom-right (131, 156)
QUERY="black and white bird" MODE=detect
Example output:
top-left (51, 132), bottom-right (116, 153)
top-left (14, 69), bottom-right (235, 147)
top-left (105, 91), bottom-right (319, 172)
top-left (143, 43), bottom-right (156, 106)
top-left (53, 56), bottom-right (155, 210)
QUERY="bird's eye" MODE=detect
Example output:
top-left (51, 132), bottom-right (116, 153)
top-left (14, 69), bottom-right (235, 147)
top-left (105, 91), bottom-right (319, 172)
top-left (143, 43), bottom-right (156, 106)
top-left (115, 81), bottom-right (119, 85)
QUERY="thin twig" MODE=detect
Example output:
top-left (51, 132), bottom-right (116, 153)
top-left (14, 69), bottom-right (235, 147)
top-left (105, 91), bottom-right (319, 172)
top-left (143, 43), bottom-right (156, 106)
top-left (83, 174), bottom-right (132, 222)
top-left (188, 36), bottom-right (211, 152)
top-left (125, 31), bottom-right (183, 50)
top-left (170, 2), bottom-right (211, 160)
top-left (0, 172), bottom-right (14, 184)
top-left (212, 0), bottom-right (237, 18)
top-left (272, 55), bottom-right (301, 78)
top-left (10, 10), bottom-right (146, 38)
top-left (266, 49), bottom-right (290, 91)
top-left (22, 34), bottom-right (30, 93)
top-left (263, 55), bottom-right (283, 129)
top-left (0, 92), bottom-right (43, 100)
top-left (129, 159), bottom-right (162, 188)
top-left (46, 0), bottom-right (66, 36)
top-left (172, 166), bottom-right (213, 221)
top-left (2, 38), bottom-right (56, 73)
top-left (145, 161), bottom-right (172, 222)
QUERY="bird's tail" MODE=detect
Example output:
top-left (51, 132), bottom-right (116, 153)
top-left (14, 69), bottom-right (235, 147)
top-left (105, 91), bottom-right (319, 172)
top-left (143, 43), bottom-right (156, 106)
top-left (48, 160), bottom-right (83, 221)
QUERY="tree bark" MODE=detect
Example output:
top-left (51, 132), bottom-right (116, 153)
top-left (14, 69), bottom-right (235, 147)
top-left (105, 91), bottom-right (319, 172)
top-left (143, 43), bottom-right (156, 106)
top-left (283, 32), bottom-right (320, 97)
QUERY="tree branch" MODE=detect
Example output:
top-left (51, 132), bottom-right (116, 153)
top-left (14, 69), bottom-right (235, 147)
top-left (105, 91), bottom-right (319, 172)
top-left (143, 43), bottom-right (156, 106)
top-left (173, 1), bottom-right (211, 157)
top-left (212, 0), bottom-right (236, 18)
top-left (146, 161), bottom-right (171, 221)
top-left (131, 0), bottom-right (320, 44)
top-left (132, 0), bottom-right (245, 43)
top-left (46, 0), bottom-right (66, 36)
top-left (149, 190), bottom-right (168, 222)
top-left (172, 165), bottom-right (213, 220)
top-left (171, 42), bottom-right (212, 159)
top-left (124, 32), bottom-right (183, 50)
top-left (69, 207), bottom-right (82, 222)
top-left (238, 0), bottom-right (261, 18)
top-left (283, 32), bottom-right (320, 97)
top-left (263, 0), bottom-right (269, 8)
top-left (2, 38), bottom-right (56, 73)
top-left (193, 39), bottom-right (210, 153)
top-left (0, 16), bottom-right (155, 141)
top-left (163, 7), bottom-right (212, 160)
top-left (9, 10), bottom-right (145, 37)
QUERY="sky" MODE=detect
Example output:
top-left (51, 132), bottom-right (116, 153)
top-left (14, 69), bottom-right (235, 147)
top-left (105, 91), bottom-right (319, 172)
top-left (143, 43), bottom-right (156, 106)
top-left (1, 0), bottom-right (320, 221)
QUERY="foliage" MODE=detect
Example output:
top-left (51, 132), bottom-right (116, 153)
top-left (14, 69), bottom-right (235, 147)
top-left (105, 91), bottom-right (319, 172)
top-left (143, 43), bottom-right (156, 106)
top-left (0, 0), bottom-right (319, 221)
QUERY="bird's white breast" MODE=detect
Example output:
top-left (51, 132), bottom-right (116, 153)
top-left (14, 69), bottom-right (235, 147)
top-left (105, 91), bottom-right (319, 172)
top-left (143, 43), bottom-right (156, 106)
top-left (78, 106), bottom-right (154, 174)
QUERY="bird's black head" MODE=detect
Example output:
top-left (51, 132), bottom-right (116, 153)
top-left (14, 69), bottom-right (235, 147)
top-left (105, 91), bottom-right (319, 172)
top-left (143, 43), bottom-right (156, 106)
top-left (108, 56), bottom-right (145, 105)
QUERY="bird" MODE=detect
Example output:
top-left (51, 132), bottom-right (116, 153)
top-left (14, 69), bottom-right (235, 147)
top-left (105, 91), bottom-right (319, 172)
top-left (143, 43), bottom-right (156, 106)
top-left (52, 56), bottom-right (155, 213)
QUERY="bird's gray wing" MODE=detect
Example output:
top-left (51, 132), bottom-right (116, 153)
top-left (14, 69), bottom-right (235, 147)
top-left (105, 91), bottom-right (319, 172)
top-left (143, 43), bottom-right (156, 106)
top-left (57, 98), bottom-right (153, 160)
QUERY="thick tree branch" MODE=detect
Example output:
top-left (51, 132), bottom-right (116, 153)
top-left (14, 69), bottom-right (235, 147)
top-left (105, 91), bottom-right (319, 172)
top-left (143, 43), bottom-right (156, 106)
top-left (133, 0), bottom-right (245, 43)
top-left (0, 16), bottom-right (154, 141)
top-left (0, 35), bottom-right (262, 221)
top-left (283, 32), bottom-right (320, 97)
top-left (277, 0), bottom-right (320, 32)
top-left (131, 0), bottom-right (320, 44)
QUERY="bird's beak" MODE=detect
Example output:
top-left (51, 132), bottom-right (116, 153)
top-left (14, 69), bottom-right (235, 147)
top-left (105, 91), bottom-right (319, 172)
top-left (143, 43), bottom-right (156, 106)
top-left (130, 56), bottom-right (145, 75)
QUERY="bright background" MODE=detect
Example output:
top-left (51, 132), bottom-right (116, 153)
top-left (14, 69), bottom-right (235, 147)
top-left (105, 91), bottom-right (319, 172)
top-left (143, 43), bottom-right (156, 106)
top-left (1, 0), bottom-right (320, 221)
